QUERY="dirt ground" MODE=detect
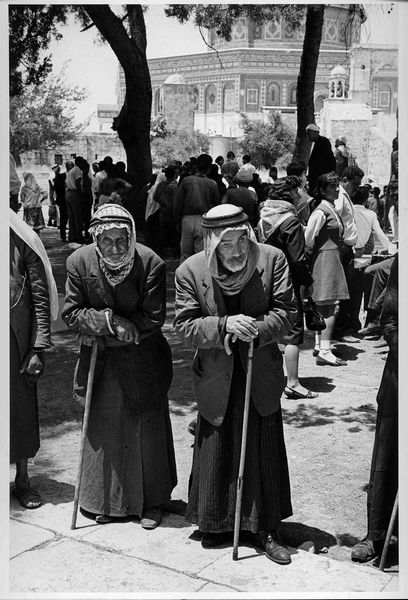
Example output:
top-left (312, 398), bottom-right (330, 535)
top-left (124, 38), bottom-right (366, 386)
top-left (16, 223), bottom-right (397, 568)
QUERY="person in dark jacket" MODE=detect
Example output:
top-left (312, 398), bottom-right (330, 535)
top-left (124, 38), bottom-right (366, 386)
top-left (10, 209), bottom-right (58, 509)
top-left (62, 203), bottom-right (177, 528)
top-left (222, 169), bottom-right (259, 227)
top-left (174, 204), bottom-right (297, 564)
top-left (258, 177), bottom-right (317, 399)
top-left (173, 153), bottom-right (220, 263)
top-left (306, 123), bottom-right (336, 195)
top-left (351, 255), bottom-right (398, 563)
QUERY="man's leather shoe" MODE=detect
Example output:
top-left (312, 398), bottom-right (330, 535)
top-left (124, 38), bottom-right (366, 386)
top-left (351, 538), bottom-right (382, 562)
top-left (141, 507), bottom-right (162, 529)
top-left (201, 531), bottom-right (231, 548)
top-left (257, 531), bottom-right (291, 565)
top-left (358, 323), bottom-right (381, 337)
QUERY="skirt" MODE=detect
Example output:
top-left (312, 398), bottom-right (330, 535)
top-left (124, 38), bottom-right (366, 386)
top-left (23, 207), bottom-right (45, 231)
top-left (311, 248), bottom-right (349, 305)
top-left (79, 350), bottom-right (177, 517)
top-left (10, 329), bottom-right (40, 463)
top-left (186, 358), bottom-right (292, 534)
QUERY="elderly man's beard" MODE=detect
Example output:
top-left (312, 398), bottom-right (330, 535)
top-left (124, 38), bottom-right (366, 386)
top-left (221, 254), bottom-right (248, 273)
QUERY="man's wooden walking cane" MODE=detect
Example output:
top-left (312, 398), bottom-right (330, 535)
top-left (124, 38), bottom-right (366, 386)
top-left (379, 490), bottom-right (398, 571)
top-left (225, 336), bottom-right (254, 561)
top-left (71, 340), bottom-right (98, 530)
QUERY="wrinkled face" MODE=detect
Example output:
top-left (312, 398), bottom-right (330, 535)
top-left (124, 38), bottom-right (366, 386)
top-left (98, 227), bottom-right (129, 264)
top-left (217, 230), bottom-right (249, 272)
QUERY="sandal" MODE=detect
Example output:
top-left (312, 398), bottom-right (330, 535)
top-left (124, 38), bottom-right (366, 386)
top-left (12, 485), bottom-right (42, 509)
top-left (284, 386), bottom-right (318, 400)
top-left (316, 355), bottom-right (347, 366)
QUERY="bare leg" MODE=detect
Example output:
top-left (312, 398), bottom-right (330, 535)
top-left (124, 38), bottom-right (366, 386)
top-left (285, 344), bottom-right (313, 395)
top-left (15, 459), bottom-right (42, 508)
top-left (318, 306), bottom-right (340, 363)
top-left (15, 459), bottom-right (29, 488)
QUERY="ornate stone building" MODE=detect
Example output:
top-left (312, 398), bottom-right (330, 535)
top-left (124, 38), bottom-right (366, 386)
top-left (115, 5), bottom-right (397, 141)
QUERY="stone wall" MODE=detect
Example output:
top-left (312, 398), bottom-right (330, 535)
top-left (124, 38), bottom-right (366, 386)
top-left (20, 133), bottom-right (126, 170)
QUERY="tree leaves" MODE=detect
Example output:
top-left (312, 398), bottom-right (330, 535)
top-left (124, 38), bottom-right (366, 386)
top-left (151, 130), bottom-right (210, 168)
top-left (239, 111), bottom-right (295, 169)
top-left (10, 67), bottom-right (89, 160)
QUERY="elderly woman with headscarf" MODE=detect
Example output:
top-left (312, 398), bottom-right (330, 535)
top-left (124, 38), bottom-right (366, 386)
top-left (174, 204), bottom-right (297, 564)
top-left (62, 204), bottom-right (177, 528)
top-left (258, 177), bottom-right (317, 400)
top-left (20, 172), bottom-right (47, 235)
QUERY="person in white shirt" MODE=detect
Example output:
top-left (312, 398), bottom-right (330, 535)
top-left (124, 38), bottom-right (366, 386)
top-left (344, 186), bottom-right (397, 335)
top-left (240, 154), bottom-right (256, 175)
top-left (332, 165), bottom-right (363, 343)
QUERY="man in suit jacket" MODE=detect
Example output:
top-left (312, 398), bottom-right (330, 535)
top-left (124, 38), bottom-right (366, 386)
top-left (174, 204), bottom-right (297, 564)
top-left (306, 123), bottom-right (336, 195)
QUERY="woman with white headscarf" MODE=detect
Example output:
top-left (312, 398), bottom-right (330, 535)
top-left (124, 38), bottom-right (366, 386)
top-left (62, 204), bottom-right (177, 528)
top-left (20, 172), bottom-right (47, 235)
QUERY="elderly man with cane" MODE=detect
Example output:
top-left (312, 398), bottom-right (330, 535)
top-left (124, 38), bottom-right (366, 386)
top-left (62, 203), bottom-right (177, 529)
top-left (174, 204), bottom-right (297, 564)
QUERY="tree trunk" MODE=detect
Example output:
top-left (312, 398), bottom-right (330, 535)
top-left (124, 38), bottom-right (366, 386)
top-left (292, 5), bottom-right (325, 164)
top-left (84, 5), bottom-right (152, 226)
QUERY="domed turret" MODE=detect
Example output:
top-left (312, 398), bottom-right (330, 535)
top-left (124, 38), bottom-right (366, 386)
top-left (163, 73), bottom-right (186, 85)
top-left (329, 64), bottom-right (348, 99)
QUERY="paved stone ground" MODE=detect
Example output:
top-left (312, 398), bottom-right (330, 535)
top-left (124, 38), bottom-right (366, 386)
top-left (8, 223), bottom-right (404, 596)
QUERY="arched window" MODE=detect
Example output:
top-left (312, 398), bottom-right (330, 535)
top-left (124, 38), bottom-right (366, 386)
top-left (223, 83), bottom-right (235, 112)
top-left (288, 83), bottom-right (297, 106)
top-left (205, 84), bottom-right (218, 113)
top-left (314, 95), bottom-right (326, 112)
top-left (266, 82), bottom-right (280, 106)
top-left (154, 88), bottom-right (162, 115)
top-left (191, 87), bottom-right (199, 111)
top-left (246, 83), bottom-right (259, 110)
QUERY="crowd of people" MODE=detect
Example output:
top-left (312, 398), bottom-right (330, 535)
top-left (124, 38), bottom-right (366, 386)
top-left (9, 121), bottom-right (398, 567)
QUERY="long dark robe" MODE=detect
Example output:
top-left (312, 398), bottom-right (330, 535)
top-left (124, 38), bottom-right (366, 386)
top-left (10, 329), bottom-right (40, 463)
top-left (367, 255), bottom-right (398, 540)
top-left (79, 349), bottom-right (177, 518)
top-left (186, 292), bottom-right (292, 533)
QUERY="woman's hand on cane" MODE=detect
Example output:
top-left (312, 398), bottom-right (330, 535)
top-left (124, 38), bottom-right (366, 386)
top-left (112, 315), bottom-right (139, 344)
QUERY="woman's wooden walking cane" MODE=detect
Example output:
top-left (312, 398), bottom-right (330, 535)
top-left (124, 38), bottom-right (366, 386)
top-left (71, 340), bottom-right (98, 530)
top-left (379, 490), bottom-right (398, 571)
top-left (226, 336), bottom-right (254, 561)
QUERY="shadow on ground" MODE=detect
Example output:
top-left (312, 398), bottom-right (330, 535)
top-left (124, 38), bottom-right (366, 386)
top-left (10, 475), bottom-right (75, 506)
top-left (282, 403), bottom-right (377, 430)
top-left (280, 521), bottom-right (337, 553)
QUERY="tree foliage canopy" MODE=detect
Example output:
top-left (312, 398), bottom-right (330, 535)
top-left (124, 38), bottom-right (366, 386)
top-left (239, 112), bottom-right (295, 169)
top-left (9, 5), bottom-right (71, 96)
top-left (151, 130), bottom-right (209, 169)
top-left (10, 68), bottom-right (88, 161)
top-left (165, 4), bottom-right (305, 42)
